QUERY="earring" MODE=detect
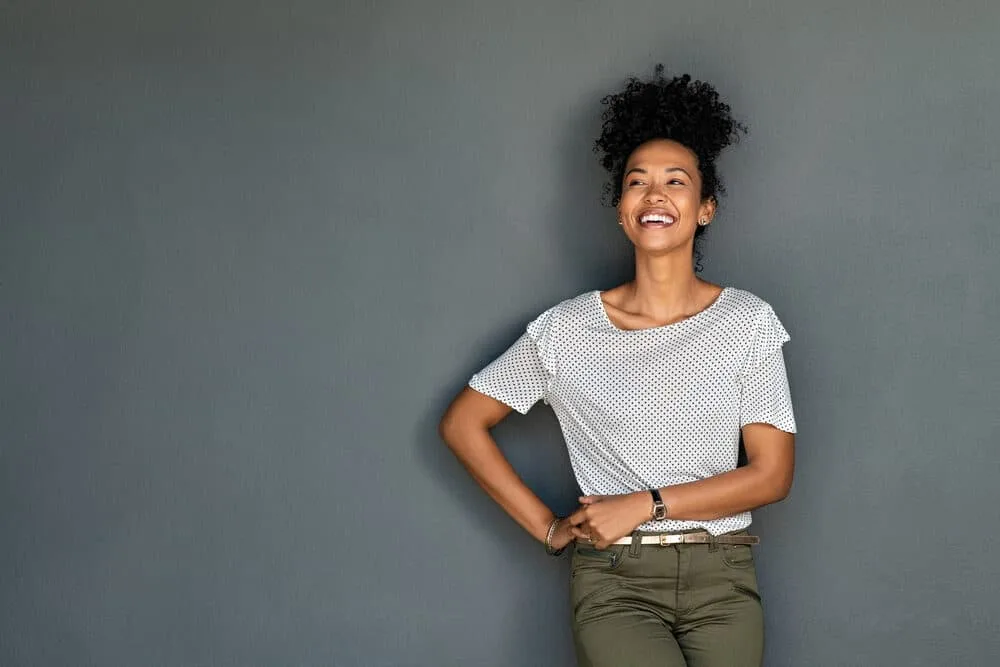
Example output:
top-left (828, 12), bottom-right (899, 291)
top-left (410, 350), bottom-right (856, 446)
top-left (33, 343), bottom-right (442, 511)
top-left (699, 219), bottom-right (708, 226)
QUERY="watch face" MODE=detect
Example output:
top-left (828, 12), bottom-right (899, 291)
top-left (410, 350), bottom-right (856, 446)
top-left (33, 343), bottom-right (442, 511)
top-left (653, 504), bottom-right (667, 520)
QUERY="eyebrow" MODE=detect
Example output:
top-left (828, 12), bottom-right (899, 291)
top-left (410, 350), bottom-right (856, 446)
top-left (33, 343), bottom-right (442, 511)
top-left (624, 166), bottom-right (693, 179)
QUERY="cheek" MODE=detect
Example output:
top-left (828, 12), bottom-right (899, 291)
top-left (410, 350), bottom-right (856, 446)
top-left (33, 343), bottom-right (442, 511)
top-left (617, 190), bottom-right (639, 213)
top-left (684, 194), bottom-right (706, 214)
top-left (616, 201), bottom-right (629, 221)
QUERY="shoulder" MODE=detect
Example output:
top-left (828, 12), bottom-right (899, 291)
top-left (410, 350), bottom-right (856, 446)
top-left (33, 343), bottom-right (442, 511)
top-left (720, 286), bottom-right (780, 320)
top-left (721, 286), bottom-right (791, 348)
top-left (534, 290), bottom-right (600, 322)
top-left (526, 290), bottom-right (601, 338)
top-left (555, 290), bottom-right (602, 316)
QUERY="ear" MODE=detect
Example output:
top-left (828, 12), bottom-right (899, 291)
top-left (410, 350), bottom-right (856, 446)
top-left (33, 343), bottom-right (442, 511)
top-left (699, 197), bottom-right (717, 224)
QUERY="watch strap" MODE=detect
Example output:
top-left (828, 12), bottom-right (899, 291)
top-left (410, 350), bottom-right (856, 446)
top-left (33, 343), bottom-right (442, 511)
top-left (649, 489), bottom-right (667, 520)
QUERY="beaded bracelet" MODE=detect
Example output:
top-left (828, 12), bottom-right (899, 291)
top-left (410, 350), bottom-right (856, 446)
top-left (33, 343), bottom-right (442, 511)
top-left (544, 517), bottom-right (565, 556)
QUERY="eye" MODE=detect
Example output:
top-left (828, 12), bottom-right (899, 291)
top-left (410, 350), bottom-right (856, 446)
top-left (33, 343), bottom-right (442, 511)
top-left (668, 178), bottom-right (686, 186)
top-left (627, 179), bottom-right (645, 187)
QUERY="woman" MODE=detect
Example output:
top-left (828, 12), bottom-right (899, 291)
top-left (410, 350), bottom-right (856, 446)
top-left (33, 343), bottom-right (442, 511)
top-left (439, 66), bottom-right (796, 667)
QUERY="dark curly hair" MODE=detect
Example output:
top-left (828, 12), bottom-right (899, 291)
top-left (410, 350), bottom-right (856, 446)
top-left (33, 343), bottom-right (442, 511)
top-left (594, 64), bottom-right (746, 209)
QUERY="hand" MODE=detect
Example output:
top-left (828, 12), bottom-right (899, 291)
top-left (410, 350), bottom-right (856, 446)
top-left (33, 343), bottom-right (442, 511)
top-left (567, 492), bottom-right (651, 550)
top-left (547, 517), bottom-right (576, 553)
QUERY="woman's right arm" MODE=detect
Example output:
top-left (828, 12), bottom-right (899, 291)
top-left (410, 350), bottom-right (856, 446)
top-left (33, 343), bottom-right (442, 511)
top-left (439, 386), bottom-right (574, 550)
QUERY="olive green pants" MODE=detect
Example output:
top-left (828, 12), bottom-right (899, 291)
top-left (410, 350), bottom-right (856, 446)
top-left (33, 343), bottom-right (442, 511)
top-left (570, 533), bottom-right (763, 667)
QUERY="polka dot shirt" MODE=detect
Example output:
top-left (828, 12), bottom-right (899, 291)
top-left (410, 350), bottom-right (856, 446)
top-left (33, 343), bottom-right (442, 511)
top-left (469, 287), bottom-right (796, 535)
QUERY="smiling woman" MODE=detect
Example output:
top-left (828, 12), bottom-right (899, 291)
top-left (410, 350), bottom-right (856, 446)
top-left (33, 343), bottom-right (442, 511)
top-left (439, 65), bottom-right (796, 667)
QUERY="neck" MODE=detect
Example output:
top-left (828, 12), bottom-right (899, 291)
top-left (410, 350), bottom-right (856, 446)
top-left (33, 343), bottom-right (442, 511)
top-left (629, 249), bottom-right (704, 318)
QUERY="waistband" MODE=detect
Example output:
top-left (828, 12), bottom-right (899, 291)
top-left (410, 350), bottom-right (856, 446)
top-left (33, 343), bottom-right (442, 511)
top-left (578, 531), bottom-right (759, 547)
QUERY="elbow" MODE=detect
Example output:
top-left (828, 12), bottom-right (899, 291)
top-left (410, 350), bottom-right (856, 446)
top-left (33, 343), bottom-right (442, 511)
top-left (438, 406), bottom-right (478, 451)
top-left (750, 452), bottom-right (794, 506)
top-left (438, 411), bottom-right (460, 449)
top-left (751, 465), bottom-right (793, 506)
top-left (770, 472), bottom-right (794, 503)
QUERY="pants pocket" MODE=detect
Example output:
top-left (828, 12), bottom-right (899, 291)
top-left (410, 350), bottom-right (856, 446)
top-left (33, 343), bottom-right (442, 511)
top-left (570, 545), bottom-right (627, 623)
top-left (571, 544), bottom-right (625, 571)
top-left (721, 544), bottom-right (755, 569)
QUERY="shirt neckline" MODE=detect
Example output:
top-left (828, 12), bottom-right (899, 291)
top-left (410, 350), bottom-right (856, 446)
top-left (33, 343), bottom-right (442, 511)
top-left (592, 286), bottom-right (731, 333)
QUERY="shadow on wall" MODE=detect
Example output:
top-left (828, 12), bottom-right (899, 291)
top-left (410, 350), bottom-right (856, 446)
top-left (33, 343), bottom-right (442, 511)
top-left (413, 82), bottom-right (640, 561)
top-left (549, 84), bottom-right (635, 293)
top-left (415, 82), bottom-right (631, 544)
top-left (414, 378), bottom-right (580, 661)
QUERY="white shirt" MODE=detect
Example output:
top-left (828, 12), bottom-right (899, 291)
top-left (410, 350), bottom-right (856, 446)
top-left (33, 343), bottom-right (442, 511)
top-left (468, 287), bottom-right (796, 535)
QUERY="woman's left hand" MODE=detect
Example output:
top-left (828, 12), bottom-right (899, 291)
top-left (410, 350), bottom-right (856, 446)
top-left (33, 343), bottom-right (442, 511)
top-left (567, 492), bottom-right (652, 549)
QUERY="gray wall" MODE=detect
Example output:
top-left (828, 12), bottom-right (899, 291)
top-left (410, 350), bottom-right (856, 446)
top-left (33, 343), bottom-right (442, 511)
top-left (3, 1), bottom-right (999, 665)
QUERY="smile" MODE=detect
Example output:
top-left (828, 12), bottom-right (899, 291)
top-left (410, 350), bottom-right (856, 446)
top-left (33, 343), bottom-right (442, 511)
top-left (638, 211), bottom-right (676, 227)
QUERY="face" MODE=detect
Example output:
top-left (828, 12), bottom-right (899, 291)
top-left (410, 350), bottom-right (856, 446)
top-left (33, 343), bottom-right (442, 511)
top-left (616, 139), bottom-right (716, 257)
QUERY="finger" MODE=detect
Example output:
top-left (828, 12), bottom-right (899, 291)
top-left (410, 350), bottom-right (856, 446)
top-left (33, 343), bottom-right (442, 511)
top-left (578, 495), bottom-right (604, 505)
top-left (575, 530), bottom-right (599, 546)
top-left (569, 526), bottom-right (589, 540)
top-left (592, 537), bottom-right (612, 550)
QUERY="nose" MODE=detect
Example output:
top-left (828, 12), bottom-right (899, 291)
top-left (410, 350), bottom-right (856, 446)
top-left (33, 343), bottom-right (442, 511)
top-left (643, 185), bottom-right (667, 204)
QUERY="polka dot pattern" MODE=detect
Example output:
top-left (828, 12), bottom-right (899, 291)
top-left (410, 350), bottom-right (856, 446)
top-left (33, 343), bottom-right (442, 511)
top-left (469, 287), bottom-right (796, 536)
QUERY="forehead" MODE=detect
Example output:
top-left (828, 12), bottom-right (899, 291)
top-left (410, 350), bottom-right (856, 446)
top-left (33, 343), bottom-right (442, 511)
top-left (625, 139), bottom-right (699, 169)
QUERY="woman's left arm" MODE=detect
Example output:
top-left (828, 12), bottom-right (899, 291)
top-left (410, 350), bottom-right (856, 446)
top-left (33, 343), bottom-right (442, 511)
top-left (568, 424), bottom-right (794, 548)
top-left (653, 423), bottom-right (795, 519)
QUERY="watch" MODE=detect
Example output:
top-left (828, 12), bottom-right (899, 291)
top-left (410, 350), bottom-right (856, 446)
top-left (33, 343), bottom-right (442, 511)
top-left (649, 489), bottom-right (667, 521)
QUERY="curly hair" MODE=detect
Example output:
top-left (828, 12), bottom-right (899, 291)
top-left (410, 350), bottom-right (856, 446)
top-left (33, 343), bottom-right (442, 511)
top-left (594, 65), bottom-right (746, 208)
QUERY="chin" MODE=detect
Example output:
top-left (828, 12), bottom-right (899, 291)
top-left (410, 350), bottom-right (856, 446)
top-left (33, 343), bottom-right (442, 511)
top-left (632, 240), bottom-right (692, 256)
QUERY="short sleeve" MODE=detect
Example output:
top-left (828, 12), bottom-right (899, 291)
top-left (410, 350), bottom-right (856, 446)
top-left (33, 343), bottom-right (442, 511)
top-left (739, 304), bottom-right (797, 433)
top-left (468, 307), bottom-right (557, 415)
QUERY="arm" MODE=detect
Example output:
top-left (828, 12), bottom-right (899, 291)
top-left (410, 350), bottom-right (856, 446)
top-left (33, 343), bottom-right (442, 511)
top-left (568, 423), bottom-right (795, 549)
top-left (656, 422), bottom-right (794, 519)
top-left (439, 386), bottom-right (575, 550)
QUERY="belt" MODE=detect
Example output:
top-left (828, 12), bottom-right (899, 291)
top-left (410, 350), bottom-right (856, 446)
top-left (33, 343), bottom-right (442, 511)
top-left (578, 532), bottom-right (760, 546)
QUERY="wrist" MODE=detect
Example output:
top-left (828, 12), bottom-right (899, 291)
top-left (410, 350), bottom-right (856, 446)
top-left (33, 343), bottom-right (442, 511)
top-left (632, 491), bottom-right (653, 524)
top-left (544, 516), bottom-right (565, 556)
top-left (648, 488), bottom-right (667, 521)
top-left (535, 513), bottom-right (558, 543)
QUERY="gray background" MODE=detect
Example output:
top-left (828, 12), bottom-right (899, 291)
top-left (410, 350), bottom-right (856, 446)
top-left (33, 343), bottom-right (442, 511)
top-left (3, 1), bottom-right (999, 665)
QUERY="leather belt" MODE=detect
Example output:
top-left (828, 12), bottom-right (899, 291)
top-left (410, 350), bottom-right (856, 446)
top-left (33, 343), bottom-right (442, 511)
top-left (578, 532), bottom-right (760, 546)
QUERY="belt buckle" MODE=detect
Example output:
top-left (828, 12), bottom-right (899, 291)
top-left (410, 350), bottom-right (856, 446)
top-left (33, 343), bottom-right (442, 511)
top-left (658, 534), bottom-right (669, 546)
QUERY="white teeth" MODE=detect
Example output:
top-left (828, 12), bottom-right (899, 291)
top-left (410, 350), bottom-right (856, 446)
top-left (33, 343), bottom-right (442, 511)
top-left (640, 214), bottom-right (674, 224)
